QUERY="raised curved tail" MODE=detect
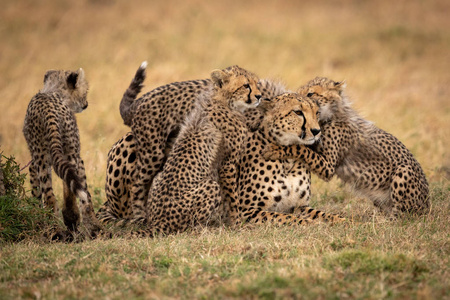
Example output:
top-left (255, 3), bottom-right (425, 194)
top-left (120, 61), bottom-right (147, 126)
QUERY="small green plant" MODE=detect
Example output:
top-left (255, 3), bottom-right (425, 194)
top-left (1, 154), bottom-right (26, 198)
top-left (0, 154), bottom-right (59, 243)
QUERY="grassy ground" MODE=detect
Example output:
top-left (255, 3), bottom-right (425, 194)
top-left (1, 185), bottom-right (449, 299)
top-left (0, 0), bottom-right (449, 298)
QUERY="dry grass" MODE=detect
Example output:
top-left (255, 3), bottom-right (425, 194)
top-left (1, 185), bottom-right (449, 299)
top-left (0, 0), bottom-right (449, 298)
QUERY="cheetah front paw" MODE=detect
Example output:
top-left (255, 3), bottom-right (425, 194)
top-left (263, 144), bottom-right (284, 161)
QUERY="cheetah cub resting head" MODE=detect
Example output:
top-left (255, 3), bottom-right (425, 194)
top-left (298, 77), bottom-right (347, 124)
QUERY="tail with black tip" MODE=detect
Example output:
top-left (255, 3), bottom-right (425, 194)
top-left (120, 61), bottom-right (147, 126)
top-left (46, 115), bottom-right (88, 203)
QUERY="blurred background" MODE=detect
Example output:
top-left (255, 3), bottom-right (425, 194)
top-left (1, 0), bottom-right (449, 206)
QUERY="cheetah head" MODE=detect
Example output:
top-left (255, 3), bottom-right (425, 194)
top-left (261, 92), bottom-right (321, 146)
top-left (42, 68), bottom-right (89, 113)
top-left (297, 77), bottom-right (346, 123)
top-left (210, 65), bottom-right (262, 113)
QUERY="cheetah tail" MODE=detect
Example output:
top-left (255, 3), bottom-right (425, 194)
top-left (54, 160), bottom-right (87, 201)
top-left (120, 61), bottom-right (147, 126)
top-left (47, 122), bottom-right (88, 200)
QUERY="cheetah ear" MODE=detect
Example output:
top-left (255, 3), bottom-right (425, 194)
top-left (76, 68), bottom-right (85, 86)
top-left (67, 71), bottom-right (79, 90)
top-left (211, 69), bottom-right (228, 88)
top-left (44, 70), bottom-right (57, 83)
top-left (333, 80), bottom-right (346, 91)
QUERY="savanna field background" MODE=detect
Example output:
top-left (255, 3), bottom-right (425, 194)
top-left (1, 0), bottom-right (449, 299)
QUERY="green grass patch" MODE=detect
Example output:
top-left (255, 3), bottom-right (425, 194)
top-left (0, 154), bottom-right (59, 243)
top-left (324, 250), bottom-right (428, 276)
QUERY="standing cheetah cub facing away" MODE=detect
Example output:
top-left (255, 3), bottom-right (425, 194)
top-left (265, 77), bottom-right (429, 217)
top-left (23, 68), bottom-right (101, 235)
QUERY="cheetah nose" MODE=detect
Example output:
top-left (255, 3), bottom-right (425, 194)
top-left (255, 94), bottom-right (262, 100)
top-left (83, 104), bottom-right (88, 110)
top-left (311, 128), bottom-right (321, 136)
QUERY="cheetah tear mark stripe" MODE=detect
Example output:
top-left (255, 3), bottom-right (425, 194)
top-left (300, 101), bottom-right (314, 140)
top-left (300, 115), bottom-right (307, 140)
top-left (247, 84), bottom-right (252, 104)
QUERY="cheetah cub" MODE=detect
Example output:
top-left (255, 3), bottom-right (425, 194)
top-left (23, 68), bottom-right (101, 235)
top-left (144, 65), bottom-right (262, 234)
top-left (265, 77), bottom-right (429, 217)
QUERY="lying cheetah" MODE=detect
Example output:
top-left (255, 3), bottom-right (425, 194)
top-left (265, 77), bottom-right (430, 217)
top-left (23, 68), bottom-right (101, 234)
top-left (237, 93), bottom-right (345, 224)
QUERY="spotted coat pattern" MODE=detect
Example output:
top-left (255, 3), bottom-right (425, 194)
top-left (112, 62), bottom-right (292, 224)
top-left (265, 77), bottom-right (430, 217)
top-left (23, 68), bottom-right (101, 234)
top-left (97, 93), bottom-right (345, 227)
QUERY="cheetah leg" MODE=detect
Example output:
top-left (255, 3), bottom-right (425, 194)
top-left (96, 205), bottom-right (118, 225)
top-left (98, 133), bottom-right (136, 225)
top-left (390, 165), bottom-right (430, 217)
top-left (264, 143), bottom-right (337, 181)
top-left (29, 158), bottom-right (42, 200)
top-left (97, 178), bottom-right (128, 225)
top-left (148, 179), bottom-right (223, 235)
top-left (219, 161), bottom-right (241, 222)
top-left (237, 207), bottom-right (313, 226)
top-left (189, 179), bottom-right (223, 227)
top-left (130, 148), bottom-right (165, 224)
top-left (75, 157), bottom-right (102, 235)
top-left (129, 112), bottom-right (175, 224)
top-left (130, 160), bottom-right (151, 224)
top-left (97, 182), bottom-right (133, 227)
top-left (98, 163), bottom-right (123, 225)
top-left (62, 181), bottom-right (80, 231)
top-left (38, 156), bottom-right (58, 213)
top-left (99, 162), bottom-right (126, 226)
top-left (294, 206), bottom-right (345, 223)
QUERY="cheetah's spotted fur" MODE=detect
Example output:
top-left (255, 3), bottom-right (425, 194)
top-left (23, 68), bottom-right (101, 235)
top-left (265, 77), bottom-right (430, 217)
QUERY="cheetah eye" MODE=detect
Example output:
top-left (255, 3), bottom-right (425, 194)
top-left (294, 110), bottom-right (304, 116)
top-left (243, 84), bottom-right (250, 89)
top-left (306, 92), bottom-right (315, 97)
